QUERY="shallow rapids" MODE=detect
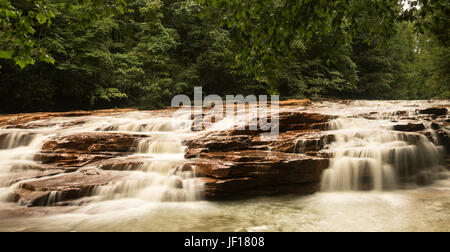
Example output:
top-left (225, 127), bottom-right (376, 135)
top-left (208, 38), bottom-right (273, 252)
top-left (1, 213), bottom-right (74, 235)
top-left (0, 100), bottom-right (449, 232)
top-left (0, 176), bottom-right (449, 232)
top-left (321, 117), bottom-right (446, 191)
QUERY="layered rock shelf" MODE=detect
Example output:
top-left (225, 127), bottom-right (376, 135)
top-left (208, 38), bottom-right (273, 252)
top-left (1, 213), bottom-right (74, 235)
top-left (0, 100), bottom-right (449, 207)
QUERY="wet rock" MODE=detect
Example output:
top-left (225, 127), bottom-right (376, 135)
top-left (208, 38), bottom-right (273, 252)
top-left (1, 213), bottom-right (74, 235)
top-left (437, 130), bottom-right (450, 154)
top-left (35, 153), bottom-right (116, 168)
top-left (14, 168), bottom-right (127, 207)
top-left (1, 170), bottom-right (65, 187)
top-left (0, 109), bottom-right (137, 129)
top-left (431, 122), bottom-right (441, 130)
top-left (184, 134), bottom-right (253, 151)
top-left (201, 177), bottom-right (321, 200)
top-left (419, 107), bottom-right (448, 116)
top-left (42, 132), bottom-right (146, 153)
top-left (277, 112), bottom-right (334, 126)
top-left (269, 132), bottom-right (334, 154)
top-left (96, 158), bottom-right (145, 171)
top-left (393, 122), bottom-right (426, 132)
top-left (183, 112), bottom-right (335, 158)
top-left (224, 112), bottom-right (334, 135)
top-left (279, 99), bottom-right (312, 107)
top-left (184, 150), bottom-right (328, 199)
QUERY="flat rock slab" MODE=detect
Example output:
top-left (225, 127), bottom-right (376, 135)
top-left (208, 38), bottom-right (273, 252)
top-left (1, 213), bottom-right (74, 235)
top-left (419, 107), bottom-right (448, 116)
top-left (0, 109), bottom-right (137, 129)
top-left (393, 122), bottom-right (426, 132)
top-left (14, 168), bottom-right (128, 207)
top-left (42, 132), bottom-right (148, 153)
top-left (181, 150), bottom-right (328, 200)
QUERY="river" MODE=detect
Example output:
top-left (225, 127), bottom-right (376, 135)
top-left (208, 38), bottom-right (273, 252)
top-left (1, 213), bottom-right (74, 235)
top-left (0, 100), bottom-right (449, 232)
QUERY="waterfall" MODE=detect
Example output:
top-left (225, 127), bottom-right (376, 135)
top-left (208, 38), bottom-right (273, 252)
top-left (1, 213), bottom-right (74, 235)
top-left (0, 132), bottom-right (50, 202)
top-left (321, 117), bottom-right (446, 191)
top-left (91, 115), bottom-right (202, 202)
top-left (0, 111), bottom-right (202, 206)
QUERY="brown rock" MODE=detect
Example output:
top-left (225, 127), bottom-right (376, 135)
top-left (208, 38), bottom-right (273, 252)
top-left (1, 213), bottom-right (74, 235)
top-left (14, 168), bottom-right (128, 207)
top-left (0, 109), bottom-right (137, 129)
top-left (35, 153), bottom-right (116, 168)
top-left (279, 99), bottom-right (313, 107)
top-left (42, 132), bottom-right (146, 153)
top-left (96, 158), bottom-right (145, 171)
top-left (184, 150), bottom-right (328, 199)
top-left (183, 134), bottom-right (253, 156)
top-left (419, 107), bottom-right (448, 116)
top-left (437, 130), bottom-right (450, 154)
top-left (393, 122), bottom-right (426, 132)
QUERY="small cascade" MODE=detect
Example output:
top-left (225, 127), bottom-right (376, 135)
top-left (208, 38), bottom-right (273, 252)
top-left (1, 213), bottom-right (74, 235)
top-left (0, 133), bottom-right (38, 149)
top-left (0, 132), bottom-right (49, 195)
top-left (137, 138), bottom-right (185, 155)
top-left (321, 117), bottom-right (446, 191)
top-left (93, 160), bottom-right (201, 202)
top-left (96, 116), bottom-right (192, 133)
top-left (92, 117), bottom-right (202, 202)
top-left (293, 140), bottom-right (307, 154)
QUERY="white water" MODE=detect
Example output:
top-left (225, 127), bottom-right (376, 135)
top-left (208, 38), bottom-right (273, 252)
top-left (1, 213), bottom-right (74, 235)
top-left (0, 110), bottom-right (204, 204)
top-left (90, 113), bottom-right (203, 202)
top-left (0, 132), bottom-right (50, 188)
top-left (0, 100), bottom-right (448, 232)
top-left (321, 117), bottom-right (446, 191)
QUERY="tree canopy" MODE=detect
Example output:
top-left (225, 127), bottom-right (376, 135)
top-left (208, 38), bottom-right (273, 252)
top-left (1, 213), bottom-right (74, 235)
top-left (0, 0), bottom-right (448, 113)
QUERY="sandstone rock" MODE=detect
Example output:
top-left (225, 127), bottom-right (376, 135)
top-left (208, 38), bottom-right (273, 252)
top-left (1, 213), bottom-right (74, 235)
top-left (42, 132), bottom-right (146, 153)
top-left (201, 177), bottom-right (321, 199)
top-left (224, 112), bottom-right (334, 135)
top-left (183, 134), bottom-right (253, 153)
top-left (419, 107), bottom-right (448, 116)
top-left (1, 169), bottom-right (65, 187)
top-left (437, 130), bottom-right (450, 154)
top-left (393, 122), bottom-right (426, 132)
top-left (35, 153), bottom-right (116, 168)
top-left (182, 150), bottom-right (328, 200)
top-left (269, 131), bottom-right (334, 154)
top-left (279, 99), bottom-right (312, 107)
top-left (14, 168), bottom-right (128, 206)
top-left (96, 158), bottom-right (145, 171)
top-left (277, 112), bottom-right (334, 126)
top-left (0, 109), bottom-right (137, 129)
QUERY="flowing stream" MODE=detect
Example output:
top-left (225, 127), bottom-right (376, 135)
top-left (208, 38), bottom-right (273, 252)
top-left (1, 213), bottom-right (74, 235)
top-left (321, 118), bottom-right (445, 191)
top-left (0, 100), bottom-right (449, 232)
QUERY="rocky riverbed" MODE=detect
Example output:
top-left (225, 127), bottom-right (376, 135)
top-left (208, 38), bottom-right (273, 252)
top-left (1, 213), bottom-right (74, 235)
top-left (0, 100), bottom-right (449, 231)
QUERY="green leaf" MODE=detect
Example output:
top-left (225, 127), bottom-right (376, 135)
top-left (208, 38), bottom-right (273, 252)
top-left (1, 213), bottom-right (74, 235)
top-left (0, 50), bottom-right (13, 59)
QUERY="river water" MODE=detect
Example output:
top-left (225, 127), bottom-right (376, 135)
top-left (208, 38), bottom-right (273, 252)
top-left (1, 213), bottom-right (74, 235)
top-left (0, 178), bottom-right (449, 232)
top-left (0, 100), bottom-right (449, 232)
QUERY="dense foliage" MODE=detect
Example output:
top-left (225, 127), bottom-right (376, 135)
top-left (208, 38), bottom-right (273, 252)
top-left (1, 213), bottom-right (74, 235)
top-left (0, 0), bottom-right (448, 113)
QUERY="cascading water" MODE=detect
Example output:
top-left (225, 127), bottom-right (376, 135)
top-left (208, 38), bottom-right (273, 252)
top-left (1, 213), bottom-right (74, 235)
top-left (321, 117), bottom-right (446, 191)
top-left (84, 112), bottom-right (203, 202)
top-left (0, 100), bottom-right (449, 232)
top-left (0, 111), bottom-right (202, 205)
top-left (0, 131), bottom-right (50, 201)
